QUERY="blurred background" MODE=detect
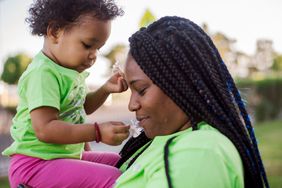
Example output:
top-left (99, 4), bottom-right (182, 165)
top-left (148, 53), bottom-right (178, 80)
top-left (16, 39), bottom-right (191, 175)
top-left (0, 0), bottom-right (282, 187)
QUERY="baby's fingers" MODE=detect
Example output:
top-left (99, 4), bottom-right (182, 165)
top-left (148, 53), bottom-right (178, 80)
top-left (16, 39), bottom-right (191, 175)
top-left (112, 132), bottom-right (130, 145)
top-left (121, 79), bottom-right (128, 91)
top-left (117, 131), bottom-right (130, 142)
top-left (113, 124), bottom-right (130, 133)
top-left (116, 77), bottom-right (128, 92)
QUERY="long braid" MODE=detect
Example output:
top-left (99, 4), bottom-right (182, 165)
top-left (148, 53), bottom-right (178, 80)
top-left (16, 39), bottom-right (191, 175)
top-left (174, 18), bottom-right (264, 187)
top-left (196, 23), bottom-right (269, 186)
top-left (220, 62), bottom-right (269, 188)
top-left (163, 26), bottom-right (262, 186)
top-left (185, 25), bottom-right (265, 184)
top-left (118, 16), bottom-right (268, 188)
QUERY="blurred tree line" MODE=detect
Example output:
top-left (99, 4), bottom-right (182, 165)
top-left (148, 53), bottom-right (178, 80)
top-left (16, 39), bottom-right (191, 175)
top-left (237, 77), bottom-right (282, 122)
top-left (272, 55), bottom-right (282, 71)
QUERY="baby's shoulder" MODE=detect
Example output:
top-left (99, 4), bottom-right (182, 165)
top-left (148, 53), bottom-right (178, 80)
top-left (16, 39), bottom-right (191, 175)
top-left (24, 58), bottom-right (59, 77)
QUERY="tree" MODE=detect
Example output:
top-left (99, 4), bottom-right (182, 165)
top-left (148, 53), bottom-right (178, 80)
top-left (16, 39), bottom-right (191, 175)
top-left (272, 55), bottom-right (282, 71)
top-left (103, 44), bottom-right (127, 66)
top-left (1, 53), bottom-right (32, 84)
top-left (139, 8), bottom-right (156, 28)
top-left (102, 8), bottom-right (156, 70)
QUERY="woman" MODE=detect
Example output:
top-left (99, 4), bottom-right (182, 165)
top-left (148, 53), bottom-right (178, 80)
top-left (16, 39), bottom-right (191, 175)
top-left (115, 16), bottom-right (269, 188)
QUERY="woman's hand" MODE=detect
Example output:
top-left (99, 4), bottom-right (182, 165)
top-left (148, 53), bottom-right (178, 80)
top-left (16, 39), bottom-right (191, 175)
top-left (103, 72), bottom-right (128, 94)
top-left (98, 121), bottom-right (130, 145)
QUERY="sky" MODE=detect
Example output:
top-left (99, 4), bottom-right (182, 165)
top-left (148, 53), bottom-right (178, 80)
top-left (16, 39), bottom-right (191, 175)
top-left (0, 0), bottom-right (282, 81)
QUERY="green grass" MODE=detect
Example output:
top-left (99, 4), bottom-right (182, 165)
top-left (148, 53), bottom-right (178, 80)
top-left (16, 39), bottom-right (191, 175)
top-left (0, 120), bottom-right (281, 188)
top-left (0, 176), bottom-right (9, 188)
top-left (255, 120), bottom-right (282, 188)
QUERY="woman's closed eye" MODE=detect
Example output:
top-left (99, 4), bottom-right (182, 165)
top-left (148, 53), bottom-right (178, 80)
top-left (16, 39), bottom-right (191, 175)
top-left (137, 88), bottom-right (146, 96)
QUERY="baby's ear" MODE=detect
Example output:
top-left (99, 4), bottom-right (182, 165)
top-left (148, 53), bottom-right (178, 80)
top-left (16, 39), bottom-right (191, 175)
top-left (46, 22), bottom-right (62, 43)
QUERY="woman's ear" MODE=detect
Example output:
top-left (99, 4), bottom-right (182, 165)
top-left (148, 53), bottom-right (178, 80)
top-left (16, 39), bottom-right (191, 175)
top-left (46, 22), bottom-right (62, 44)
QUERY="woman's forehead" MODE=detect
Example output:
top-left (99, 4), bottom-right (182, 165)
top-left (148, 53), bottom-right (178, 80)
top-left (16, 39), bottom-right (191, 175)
top-left (125, 55), bottom-right (138, 72)
top-left (125, 56), bottom-right (151, 84)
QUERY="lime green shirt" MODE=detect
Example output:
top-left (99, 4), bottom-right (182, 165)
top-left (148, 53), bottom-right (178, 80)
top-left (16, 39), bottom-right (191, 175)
top-left (115, 122), bottom-right (244, 188)
top-left (2, 51), bottom-right (89, 160)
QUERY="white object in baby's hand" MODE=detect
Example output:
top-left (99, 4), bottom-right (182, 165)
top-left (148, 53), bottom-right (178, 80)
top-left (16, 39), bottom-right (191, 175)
top-left (112, 61), bottom-right (122, 74)
top-left (129, 119), bottom-right (143, 138)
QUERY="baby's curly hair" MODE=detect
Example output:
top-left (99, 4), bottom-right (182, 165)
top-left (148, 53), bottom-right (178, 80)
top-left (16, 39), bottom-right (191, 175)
top-left (26, 0), bottom-right (124, 36)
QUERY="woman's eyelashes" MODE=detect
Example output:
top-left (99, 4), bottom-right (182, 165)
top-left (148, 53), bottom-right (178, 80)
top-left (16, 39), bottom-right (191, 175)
top-left (137, 88), bottom-right (146, 96)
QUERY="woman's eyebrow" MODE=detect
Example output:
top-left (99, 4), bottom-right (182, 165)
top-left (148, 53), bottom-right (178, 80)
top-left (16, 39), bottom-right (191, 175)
top-left (129, 79), bottom-right (141, 86)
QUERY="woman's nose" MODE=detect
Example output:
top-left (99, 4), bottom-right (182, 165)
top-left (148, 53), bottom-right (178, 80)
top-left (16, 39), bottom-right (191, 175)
top-left (128, 95), bottom-right (140, 112)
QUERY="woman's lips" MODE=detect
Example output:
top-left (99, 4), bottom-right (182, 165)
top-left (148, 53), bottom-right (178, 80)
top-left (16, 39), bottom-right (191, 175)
top-left (137, 117), bottom-right (149, 127)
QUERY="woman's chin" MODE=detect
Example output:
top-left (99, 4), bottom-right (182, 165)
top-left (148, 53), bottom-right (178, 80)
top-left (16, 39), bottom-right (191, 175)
top-left (143, 129), bottom-right (155, 139)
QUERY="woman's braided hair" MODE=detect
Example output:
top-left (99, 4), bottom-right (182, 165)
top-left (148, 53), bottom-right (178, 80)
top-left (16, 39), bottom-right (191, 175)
top-left (117, 16), bottom-right (269, 188)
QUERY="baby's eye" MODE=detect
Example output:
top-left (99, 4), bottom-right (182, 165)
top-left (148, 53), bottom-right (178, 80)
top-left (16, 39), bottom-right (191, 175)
top-left (82, 42), bottom-right (91, 49)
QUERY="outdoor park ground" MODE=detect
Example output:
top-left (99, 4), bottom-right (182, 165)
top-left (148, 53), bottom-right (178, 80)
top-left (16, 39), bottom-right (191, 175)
top-left (0, 120), bottom-right (281, 188)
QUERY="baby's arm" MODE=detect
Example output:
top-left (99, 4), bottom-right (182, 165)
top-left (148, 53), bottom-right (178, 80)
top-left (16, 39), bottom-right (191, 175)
top-left (84, 85), bottom-right (111, 115)
top-left (84, 142), bottom-right (92, 151)
top-left (84, 72), bottom-right (128, 114)
top-left (30, 106), bottom-right (129, 145)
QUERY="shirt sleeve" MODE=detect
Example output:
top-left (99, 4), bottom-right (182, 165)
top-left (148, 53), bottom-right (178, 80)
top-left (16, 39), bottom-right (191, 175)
top-left (23, 66), bottom-right (61, 112)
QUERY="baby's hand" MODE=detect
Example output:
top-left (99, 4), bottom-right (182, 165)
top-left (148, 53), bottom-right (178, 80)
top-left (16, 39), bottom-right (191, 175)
top-left (98, 121), bottom-right (130, 145)
top-left (103, 72), bottom-right (128, 94)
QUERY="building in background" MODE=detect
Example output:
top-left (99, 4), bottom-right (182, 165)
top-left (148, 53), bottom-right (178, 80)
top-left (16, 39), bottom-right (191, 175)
top-left (250, 40), bottom-right (274, 71)
top-left (203, 23), bottom-right (275, 78)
